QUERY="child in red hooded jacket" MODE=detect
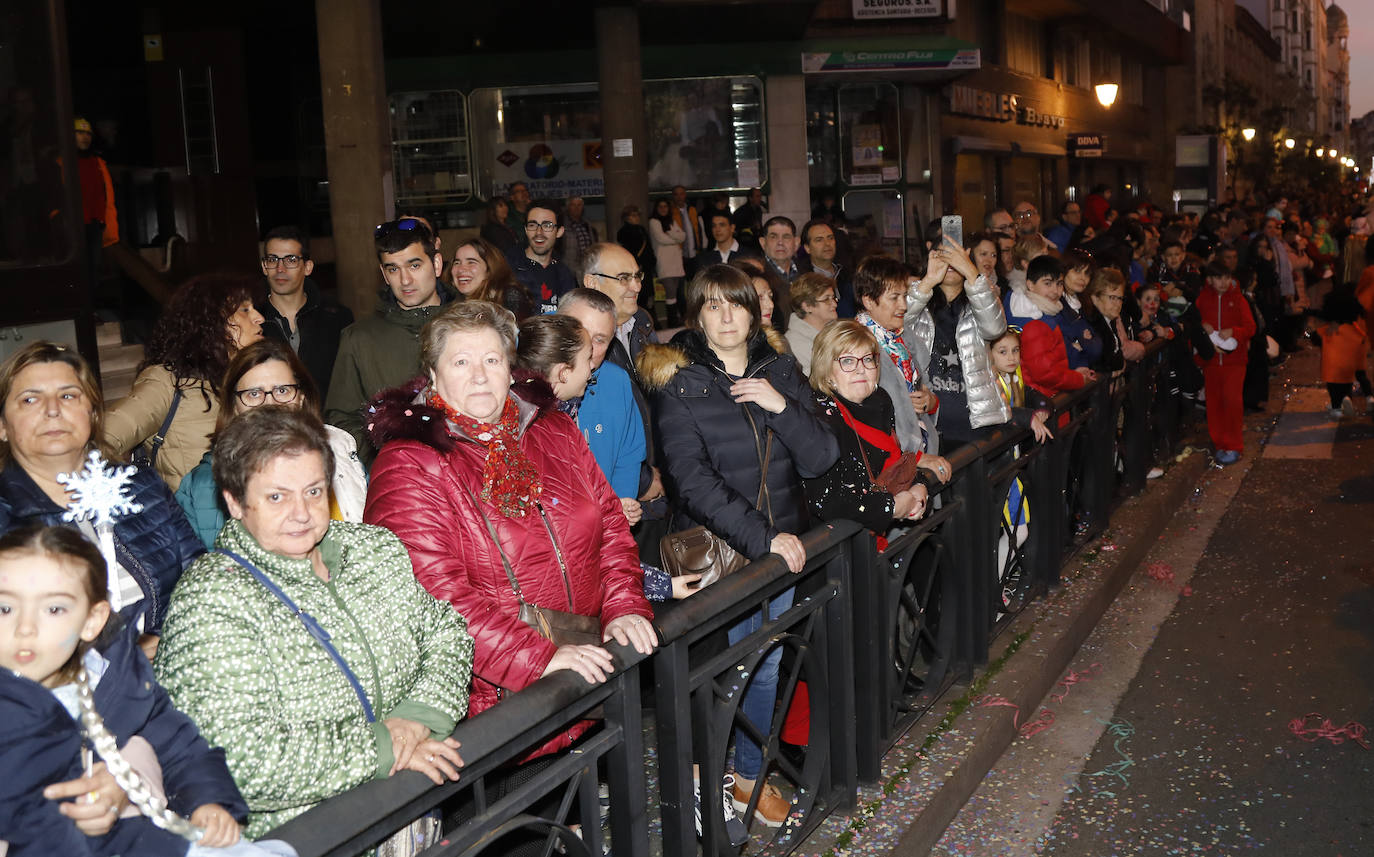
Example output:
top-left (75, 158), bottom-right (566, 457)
top-left (1004, 255), bottom-right (1098, 408)
top-left (1195, 262), bottom-right (1256, 464)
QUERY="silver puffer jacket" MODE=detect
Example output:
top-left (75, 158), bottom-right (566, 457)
top-left (904, 273), bottom-right (1011, 430)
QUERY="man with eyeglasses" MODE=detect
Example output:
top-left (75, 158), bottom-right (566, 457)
top-left (255, 225), bottom-right (352, 402)
top-left (508, 199), bottom-right (577, 314)
top-left (579, 242), bottom-right (670, 560)
top-left (984, 208), bottom-right (1015, 238)
top-left (1044, 201), bottom-right (1082, 253)
top-left (759, 216), bottom-right (801, 284)
top-left (798, 219), bottom-right (856, 318)
top-left (325, 217), bottom-right (455, 464)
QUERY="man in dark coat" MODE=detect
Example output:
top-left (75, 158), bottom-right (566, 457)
top-left (255, 225), bottom-right (353, 401)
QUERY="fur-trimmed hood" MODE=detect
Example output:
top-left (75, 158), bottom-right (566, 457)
top-left (635, 325), bottom-right (789, 390)
top-left (364, 369), bottom-right (558, 453)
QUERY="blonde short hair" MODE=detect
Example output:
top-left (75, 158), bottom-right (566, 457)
top-left (420, 300), bottom-right (518, 373)
top-left (791, 272), bottom-right (835, 319)
top-left (809, 320), bottom-right (880, 394)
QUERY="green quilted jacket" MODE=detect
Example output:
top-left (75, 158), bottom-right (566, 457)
top-left (154, 518), bottom-right (474, 838)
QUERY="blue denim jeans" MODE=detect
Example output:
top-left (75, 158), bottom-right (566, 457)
top-left (727, 587), bottom-right (795, 781)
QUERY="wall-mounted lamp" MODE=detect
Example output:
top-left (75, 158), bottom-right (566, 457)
top-left (1284, 138), bottom-right (1296, 149)
top-left (1329, 149), bottom-right (1338, 159)
top-left (1095, 83), bottom-right (1118, 108)
top-left (1317, 148), bottom-right (1326, 157)
top-left (1241, 127), bottom-right (1256, 141)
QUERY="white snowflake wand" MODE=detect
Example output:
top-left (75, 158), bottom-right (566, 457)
top-left (57, 450), bottom-right (143, 612)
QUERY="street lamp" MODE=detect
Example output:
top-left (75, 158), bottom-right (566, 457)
top-left (1317, 148), bottom-right (1325, 157)
top-left (1242, 127), bottom-right (1256, 141)
top-left (1329, 149), bottom-right (1338, 159)
top-left (1095, 83), bottom-right (1119, 108)
top-left (1284, 138), bottom-right (1296, 149)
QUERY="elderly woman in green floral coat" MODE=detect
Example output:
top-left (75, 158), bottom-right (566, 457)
top-left (153, 407), bottom-right (474, 839)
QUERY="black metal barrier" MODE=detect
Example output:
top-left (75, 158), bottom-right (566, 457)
top-left (267, 340), bottom-right (1176, 856)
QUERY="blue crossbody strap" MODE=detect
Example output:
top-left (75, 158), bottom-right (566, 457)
top-left (218, 549), bottom-right (376, 723)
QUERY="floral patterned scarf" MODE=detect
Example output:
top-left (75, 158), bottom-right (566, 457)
top-left (857, 311), bottom-right (919, 391)
top-left (429, 392), bottom-right (542, 518)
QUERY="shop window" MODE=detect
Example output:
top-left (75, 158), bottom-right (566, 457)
top-left (0, 2), bottom-right (76, 269)
top-left (468, 77), bottom-right (764, 200)
top-left (806, 85), bottom-right (839, 188)
top-left (643, 77), bottom-right (765, 193)
top-left (841, 189), bottom-right (905, 259)
top-left (390, 90), bottom-right (472, 219)
top-left (838, 83), bottom-right (901, 187)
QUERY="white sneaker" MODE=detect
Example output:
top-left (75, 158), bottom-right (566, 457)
top-left (694, 774), bottom-right (749, 846)
top-left (1146, 466), bottom-right (1164, 479)
top-left (1331, 407), bottom-right (1345, 419)
top-left (1341, 397), bottom-right (1355, 417)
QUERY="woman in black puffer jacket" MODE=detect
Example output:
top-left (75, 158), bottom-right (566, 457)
top-left (638, 264), bottom-right (838, 827)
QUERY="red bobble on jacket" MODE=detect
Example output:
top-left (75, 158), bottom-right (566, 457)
top-left (363, 376), bottom-right (652, 755)
top-left (1020, 318), bottom-right (1087, 401)
top-left (1194, 286), bottom-right (1255, 367)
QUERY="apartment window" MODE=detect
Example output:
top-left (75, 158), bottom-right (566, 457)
top-left (1055, 36), bottom-right (1084, 87)
top-left (1004, 14), bottom-right (1047, 77)
top-left (1122, 59), bottom-right (1145, 106)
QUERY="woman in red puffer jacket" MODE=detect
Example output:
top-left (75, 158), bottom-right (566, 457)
top-left (363, 301), bottom-right (655, 757)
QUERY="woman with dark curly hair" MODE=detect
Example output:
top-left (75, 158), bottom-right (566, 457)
top-left (105, 273), bottom-right (263, 490)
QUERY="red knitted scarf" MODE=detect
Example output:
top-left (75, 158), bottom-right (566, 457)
top-left (428, 393), bottom-right (542, 518)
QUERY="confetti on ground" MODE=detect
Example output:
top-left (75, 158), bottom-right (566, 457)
top-left (972, 695), bottom-right (1056, 738)
top-left (1287, 714), bottom-right (1370, 749)
top-left (1144, 561), bottom-right (1175, 584)
top-left (1050, 663), bottom-right (1102, 703)
top-left (1080, 719), bottom-right (1136, 797)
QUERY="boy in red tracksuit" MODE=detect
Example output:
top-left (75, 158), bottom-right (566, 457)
top-left (1195, 262), bottom-right (1255, 464)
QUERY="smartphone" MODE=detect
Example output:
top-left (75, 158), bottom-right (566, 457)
top-left (940, 215), bottom-right (963, 249)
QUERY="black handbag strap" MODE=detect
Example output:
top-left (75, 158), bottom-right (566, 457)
top-left (217, 549), bottom-right (376, 723)
top-left (144, 389), bottom-right (182, 466)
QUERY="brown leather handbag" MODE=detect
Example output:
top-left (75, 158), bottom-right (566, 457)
top-left (466, 488), bottom-right (602, 647)
top-left (659, 429), bottom-right (773, 588)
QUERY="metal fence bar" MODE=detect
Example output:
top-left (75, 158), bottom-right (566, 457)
top-left (267, 353), bottom-right (1189, 857)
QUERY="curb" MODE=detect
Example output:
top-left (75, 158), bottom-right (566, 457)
top-left (886, 449), bottom-right (1212, 856)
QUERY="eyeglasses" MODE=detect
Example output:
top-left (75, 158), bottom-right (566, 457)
top-left (592, 271), bottom-right (646, 285)
top-left (525, 221), bottom-right (559, 232)
top-left (235, 384), bottom-right (301, 407)
top-left (834, 354), bottom-right (879, 373)
top-left (374, 218), bottom-right (423, 238)
top-left (261, 254), bottom-right (305, 269)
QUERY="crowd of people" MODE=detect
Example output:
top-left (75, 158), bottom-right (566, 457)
top-left (4, 173), bottom-right (1373, 853)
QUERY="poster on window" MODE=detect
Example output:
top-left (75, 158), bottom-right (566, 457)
top-left (852, 124), bottom-right (884, 168)
top-left (491, 140), bottom-right (605, 199)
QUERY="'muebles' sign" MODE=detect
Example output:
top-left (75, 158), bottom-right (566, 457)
top-left (852, 0), bottom-right (942, 18)
top-left (948, 85), bottom-right (1067, 129)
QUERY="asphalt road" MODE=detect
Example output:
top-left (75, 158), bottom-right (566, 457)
top-left (936, 352), bottom-right (1374, 857)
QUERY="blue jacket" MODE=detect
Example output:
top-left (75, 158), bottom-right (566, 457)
top-left (0, 625), bottom-right (247, 856)
top-left (173, 452), bottom-right (225, 551)
top-left (576, 361), bottom-right (645, 499)
top-left (1058, 299), bottom-right (1103, 370)
top-left (0, 460), bottom-right (204, 634)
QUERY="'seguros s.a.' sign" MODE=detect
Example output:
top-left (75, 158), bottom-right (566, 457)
top-left (852, 0), bottom-right (942, 19)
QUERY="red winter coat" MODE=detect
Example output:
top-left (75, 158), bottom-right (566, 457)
top-left (363, 375), bottom-right (651, 755)
top-left (1020, 317), bottom-right (1087, 401)
top-left (1194, 286), bottom-right (1255, 368)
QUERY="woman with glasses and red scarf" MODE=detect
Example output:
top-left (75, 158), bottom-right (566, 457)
top-left (803, 321), bottom-right (935, 543)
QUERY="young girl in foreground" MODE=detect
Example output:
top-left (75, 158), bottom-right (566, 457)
top-left (0, 524), bottom-right (294, 857)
